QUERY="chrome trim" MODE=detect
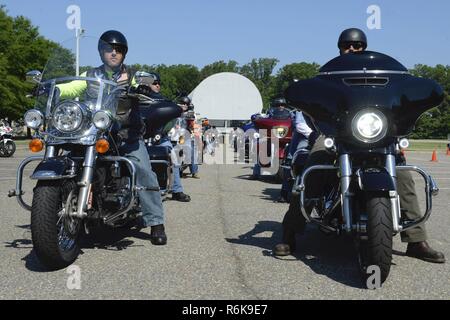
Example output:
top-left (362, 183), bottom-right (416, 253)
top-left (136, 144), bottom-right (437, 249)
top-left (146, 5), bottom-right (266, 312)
top-left (319, 70), bottom-right (409, 76)
top-left (74, 146), bottom-right (96, 218)
top-left (339, 154), bottom-right (353, 233)
top-left (100, 156), bottom-right (138, 224)
top-left (297, 164), bottom-right (339, 233)
top-left (396, 165), bottom-right (437, 232)
top-left (9, 156), bottom-right (45, 211)
top-left (389, 190), bottom-right (402, 233)
top-left (45, 146), bottom-right (56, 159)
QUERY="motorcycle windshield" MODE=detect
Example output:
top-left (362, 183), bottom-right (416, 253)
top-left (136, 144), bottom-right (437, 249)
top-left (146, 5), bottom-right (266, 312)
top-left (285, 51), bottom-right (444, 138)
top-left (34, 37), bottom-right (119, 137)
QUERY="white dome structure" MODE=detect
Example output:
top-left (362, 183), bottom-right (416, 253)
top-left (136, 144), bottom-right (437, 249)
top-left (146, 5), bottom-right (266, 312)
top-left (189, 72), bottom-right (263, 128)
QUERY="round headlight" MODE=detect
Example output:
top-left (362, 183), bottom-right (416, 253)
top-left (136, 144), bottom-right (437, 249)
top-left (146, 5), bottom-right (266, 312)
top-left (53, 102), bottom-right (83, 133)
top-left (24, 109), bottom-right (44, 129)
top-left (352, 110), bottom-right (387, 143)
top-left (274, 127), bottom-right (288, 139)
top-left (93, 110), bottom-right (112, 130)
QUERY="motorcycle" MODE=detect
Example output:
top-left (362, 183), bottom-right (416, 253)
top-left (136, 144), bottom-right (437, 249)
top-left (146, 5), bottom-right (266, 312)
top-left (0, 119), bottom-right (16, 157)
top-left (8, 38), bottom-right (181, 270)
top-left (253, 108), bottom-right (293, 180)
top-left (285, 50), bottom-right (443, 286)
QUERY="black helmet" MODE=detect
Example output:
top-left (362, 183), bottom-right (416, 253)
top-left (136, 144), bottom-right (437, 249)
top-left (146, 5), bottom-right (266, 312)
top-left (98, 30), bottom-right (128, 56)
top-left (178, 96), bottom-right (191, 105)
top-left (338, 28), bottom-right (367, 50)
top-left (271, 97), bottom-right (287, 108)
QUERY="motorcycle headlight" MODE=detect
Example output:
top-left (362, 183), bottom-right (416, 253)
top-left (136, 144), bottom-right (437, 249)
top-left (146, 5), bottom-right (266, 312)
top-left (274, 127), bottom-right (288, 139)
top-left (351, 110), bottom-right (387, 143)
top-left (53, 102), bottom-right (84, 133)
top-left (24, 109), bottom-right (44, 129)
top-left (92, 110), bottom-right (112, 130)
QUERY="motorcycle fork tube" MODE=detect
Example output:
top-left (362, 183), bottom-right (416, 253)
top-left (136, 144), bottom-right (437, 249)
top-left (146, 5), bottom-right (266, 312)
top-left (386, 154), bottom-right (402, 233)
top-left (339, 154), bottom-right (352, 233)
top-left (74, 146), bottom-right (97, 218)
top-left (45, 145), bottom-right (56, 159)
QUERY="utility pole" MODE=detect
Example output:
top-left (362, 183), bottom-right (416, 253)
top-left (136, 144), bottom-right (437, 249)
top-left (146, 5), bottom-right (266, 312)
top-left (66, 5), bottom-right (83, 76)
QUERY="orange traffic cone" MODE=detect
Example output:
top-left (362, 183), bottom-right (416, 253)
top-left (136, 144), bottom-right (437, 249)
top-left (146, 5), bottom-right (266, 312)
top-left (431, 149), bottom-right (438, 162)
top-left (447, 146), bottom-right (450, 156)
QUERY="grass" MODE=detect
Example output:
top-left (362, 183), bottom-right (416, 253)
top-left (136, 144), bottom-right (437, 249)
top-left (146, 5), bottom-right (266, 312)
top-left (409, 140), bottom-right (449, 151)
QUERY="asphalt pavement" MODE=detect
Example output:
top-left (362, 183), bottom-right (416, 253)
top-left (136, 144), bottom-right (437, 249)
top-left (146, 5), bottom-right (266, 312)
top-left (0, 144), bottom-right (449, 300)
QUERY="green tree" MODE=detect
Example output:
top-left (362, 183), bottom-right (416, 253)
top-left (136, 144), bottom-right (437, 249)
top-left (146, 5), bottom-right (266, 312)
top-left (410, 64), bottom-right (450, 139)
top-left (0, 6), bottom-right (71, 120)
top-left (240, 58), bottom-right (279, 110)
top-left (274, 62), bottom-right (321, 94)
top-left (200, 60), bottom-right (239, 79)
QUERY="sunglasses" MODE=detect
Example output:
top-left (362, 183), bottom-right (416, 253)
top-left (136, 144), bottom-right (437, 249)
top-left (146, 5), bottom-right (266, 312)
top-left (101, 44), bottom-right (126, 54)
top-left (340, 41), bottom-right (364, 50)
top-left (152, 81), bottom-right (161, 86)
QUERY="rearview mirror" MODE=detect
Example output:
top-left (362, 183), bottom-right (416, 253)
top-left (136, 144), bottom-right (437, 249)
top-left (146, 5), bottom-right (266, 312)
top-left (26, 70), bottom-right (42, 84)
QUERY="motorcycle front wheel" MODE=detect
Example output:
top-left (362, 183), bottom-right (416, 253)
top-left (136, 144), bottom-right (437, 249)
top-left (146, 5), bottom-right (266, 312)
top-left (0, 140), bottom-right (15, 157)
top-left (31, 179), bottom-right (83, 270)
top-left (357, 193), bottom-right (393, 287)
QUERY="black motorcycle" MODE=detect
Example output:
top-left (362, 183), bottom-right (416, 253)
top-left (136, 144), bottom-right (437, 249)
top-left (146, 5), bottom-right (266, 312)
top-left (8, 40), bottom-right (182, 270)
top-left (285, 51), bottom-right (443, 286)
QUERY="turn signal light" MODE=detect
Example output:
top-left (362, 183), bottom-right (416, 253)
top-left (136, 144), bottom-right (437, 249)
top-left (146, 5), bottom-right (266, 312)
top-left (95, 139), bottom-right (110, 154)
top-left (29, 139), bottom-right (44, 153)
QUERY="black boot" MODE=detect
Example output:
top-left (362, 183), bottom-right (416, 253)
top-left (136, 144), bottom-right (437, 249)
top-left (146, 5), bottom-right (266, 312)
top-left (150, 224), bottom-right (167, 246)
top-left (406, 241), bottom-right (445, 263)
top-left (273, 228), bottom-right (296, 256)
top-left (172, 192), bottom-right (191, 202)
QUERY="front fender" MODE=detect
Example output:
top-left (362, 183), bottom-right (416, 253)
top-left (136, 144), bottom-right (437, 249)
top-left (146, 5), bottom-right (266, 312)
top-left (357, 168), bottom-right (396, 192)
top-left (31, 157), bottom-right (77, 180)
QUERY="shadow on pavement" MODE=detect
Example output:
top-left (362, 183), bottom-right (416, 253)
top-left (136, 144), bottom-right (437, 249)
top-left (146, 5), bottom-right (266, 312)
top-left (6, 224), bottom-right (148, 272)
top-left (226, 221), bottom-right (366, 289)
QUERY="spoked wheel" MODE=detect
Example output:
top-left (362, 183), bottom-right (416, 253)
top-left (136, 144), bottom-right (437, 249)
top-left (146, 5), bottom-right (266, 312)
top-left (0, 140), bottom-right (16, 157)
top-left (31, 180), bottom-right (83, 270)
top-left (357, 193), bottom-right (393, 288)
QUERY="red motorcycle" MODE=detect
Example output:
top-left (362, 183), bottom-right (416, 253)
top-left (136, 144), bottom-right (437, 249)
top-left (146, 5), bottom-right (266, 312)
top-left (253, 107), bottom-right (292, 180)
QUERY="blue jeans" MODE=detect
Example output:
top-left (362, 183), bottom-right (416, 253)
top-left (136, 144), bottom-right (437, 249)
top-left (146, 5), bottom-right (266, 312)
top-left (190, 139), bottom-right (199, 174)
top-left (160, 138), bottom-right (184, 193)
top-left (119, 139), bottom-right (165, 227)
top-left (281, 132), bottom-right (310, 196)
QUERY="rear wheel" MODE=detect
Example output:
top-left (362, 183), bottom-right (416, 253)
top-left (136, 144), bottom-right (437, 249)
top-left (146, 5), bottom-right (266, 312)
top-left (357, 193), bottom-right (393, 287)
top-left (31, 180), bottom-right (82, 270)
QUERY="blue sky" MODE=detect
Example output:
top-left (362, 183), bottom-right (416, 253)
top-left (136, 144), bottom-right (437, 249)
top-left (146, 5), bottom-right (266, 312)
top-left (2, 0), bottom-right (449, 70)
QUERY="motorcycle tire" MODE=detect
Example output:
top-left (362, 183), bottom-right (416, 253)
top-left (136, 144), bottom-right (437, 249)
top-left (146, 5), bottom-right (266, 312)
top-left (31, 180), bottom-right (82, 270)
top-left (2, 140), bottom-right (16, 157)
top-left (358, 193), bottom-right (393, 287)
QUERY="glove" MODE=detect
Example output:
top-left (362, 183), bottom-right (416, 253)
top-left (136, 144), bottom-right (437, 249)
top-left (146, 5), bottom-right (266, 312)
top-left (131, 85), bottom-right (153, 97)
top-left (308, 131), bottom-right (319, 147)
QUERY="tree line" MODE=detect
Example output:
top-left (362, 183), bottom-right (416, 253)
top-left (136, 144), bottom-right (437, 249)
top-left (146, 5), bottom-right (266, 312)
top-left (0, 6), bottom-right (448, 138)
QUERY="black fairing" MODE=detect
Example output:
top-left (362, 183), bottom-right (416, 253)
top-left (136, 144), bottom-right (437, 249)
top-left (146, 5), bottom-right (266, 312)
top-left (284, 51), bottom-right (444, 145)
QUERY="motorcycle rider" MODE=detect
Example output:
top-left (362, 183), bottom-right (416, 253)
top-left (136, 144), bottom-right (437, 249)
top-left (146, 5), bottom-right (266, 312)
top-left (146, 73), bottom-right (192, 202)
top-left (273, 28), bottom-right (445, 263)
top-left (250, 98), bottom-right (292, 180)
top-left (179, 96), bottom-right (201, 179)
top-left (277, 110), bottom-right (316, 203)
top-left (56, 30), bottom-right (173, 245)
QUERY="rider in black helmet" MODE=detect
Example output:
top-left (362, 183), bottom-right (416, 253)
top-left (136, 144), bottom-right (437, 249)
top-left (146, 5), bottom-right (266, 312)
top-left (58, 30), bottom-right (170, 246)
top-left (274, 28), bottom-right (445, 264)
top-left (337, 28), bottom-right (367, 55)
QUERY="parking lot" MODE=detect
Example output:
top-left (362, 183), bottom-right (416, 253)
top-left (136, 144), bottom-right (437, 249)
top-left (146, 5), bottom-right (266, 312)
top-left (0, 143), bottom-right (449, 299)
